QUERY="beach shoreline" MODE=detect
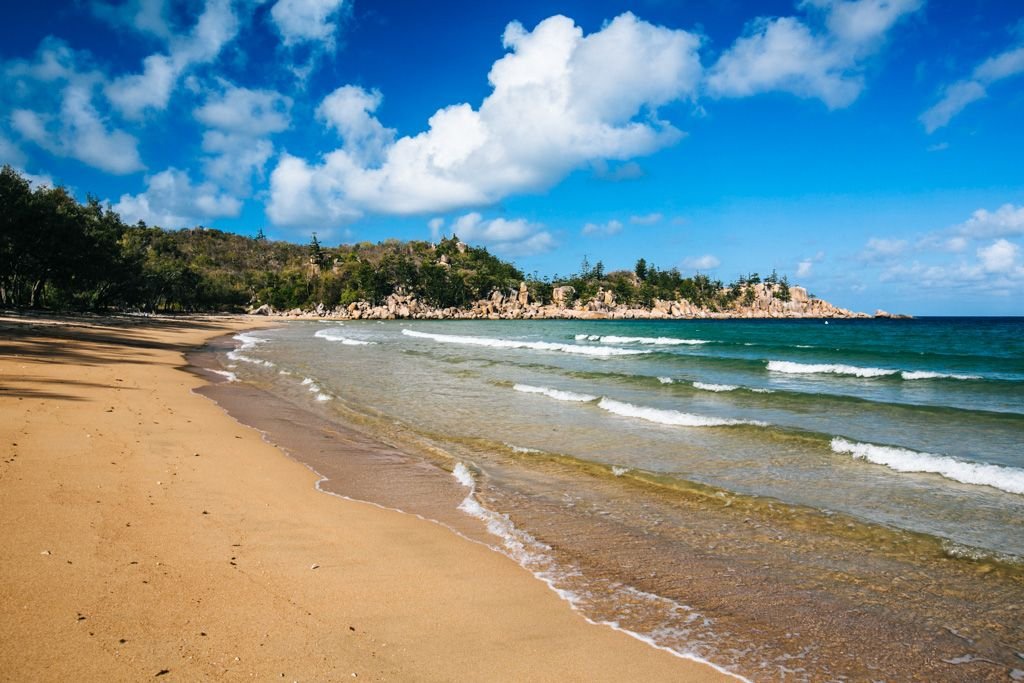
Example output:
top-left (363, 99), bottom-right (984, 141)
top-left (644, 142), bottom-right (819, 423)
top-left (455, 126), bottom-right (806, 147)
top-left (0, 312), bottom-right (728, 681)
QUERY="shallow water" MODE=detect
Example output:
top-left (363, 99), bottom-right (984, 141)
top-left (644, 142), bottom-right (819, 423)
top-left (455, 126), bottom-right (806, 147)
top-left (206, 319), bottom-right (1024, 681)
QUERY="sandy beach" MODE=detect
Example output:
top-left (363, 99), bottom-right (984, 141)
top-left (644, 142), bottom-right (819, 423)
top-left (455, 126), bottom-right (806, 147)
top-left (0, 313), bottom-right (727, 681)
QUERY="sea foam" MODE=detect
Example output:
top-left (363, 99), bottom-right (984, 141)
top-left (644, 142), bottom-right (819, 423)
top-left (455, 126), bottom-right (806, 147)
top-left (692, 382), bottom-right (739, 392)
top-left (402, 329), bottom-right (649, 357)
top-left (768, 360), bottom-right (982, 380)
top-left (575, 334), bottom-right (708, 346)
top-left (900, 370), bottom-right (981, 380)
top-left (514, 383), bottom-right (598, 402)
top-left (209, 369), bottom-right (238, 382)
top-left (767, 360), bottom-right (895, 378)
top-left (830, 437), bottom-right (1024, 496)
top-left (314, 328), bottom-right (374, 345)
top-left (598, 398), bottom-right (765, 428)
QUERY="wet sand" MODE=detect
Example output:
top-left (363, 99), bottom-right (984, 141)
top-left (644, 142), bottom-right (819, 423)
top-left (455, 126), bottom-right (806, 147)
top-left (0, 313), bottom-right (727, 681)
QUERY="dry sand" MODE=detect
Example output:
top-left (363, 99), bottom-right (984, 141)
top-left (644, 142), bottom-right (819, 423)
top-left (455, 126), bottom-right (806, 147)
top-left (0, 313), bottom-right (728, 681)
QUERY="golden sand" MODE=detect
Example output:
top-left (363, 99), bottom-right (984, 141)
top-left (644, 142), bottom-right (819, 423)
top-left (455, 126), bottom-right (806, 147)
top-left (0, 314), bottom-right (727, 681)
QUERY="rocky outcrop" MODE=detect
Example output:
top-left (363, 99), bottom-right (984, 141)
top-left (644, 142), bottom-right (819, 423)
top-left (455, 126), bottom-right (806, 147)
top-left (251, 280), bottom-right (882, 321)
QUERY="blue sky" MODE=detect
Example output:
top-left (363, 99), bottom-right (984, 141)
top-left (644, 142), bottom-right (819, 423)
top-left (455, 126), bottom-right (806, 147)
top-left (1, 1), bottom-right (1022, 315)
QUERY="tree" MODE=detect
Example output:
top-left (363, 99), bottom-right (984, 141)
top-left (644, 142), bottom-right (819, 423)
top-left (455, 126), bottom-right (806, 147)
top-left (308, 232), bottom-right (324, 267)
top-left (634, 257), bottom-right (648, 281)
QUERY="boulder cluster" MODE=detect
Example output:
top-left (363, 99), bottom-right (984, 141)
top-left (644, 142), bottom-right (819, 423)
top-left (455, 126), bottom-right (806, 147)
top-left (249, 281), bottom-right (887, 320)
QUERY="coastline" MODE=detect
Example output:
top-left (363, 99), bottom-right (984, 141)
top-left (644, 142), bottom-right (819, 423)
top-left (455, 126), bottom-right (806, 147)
top-left (0, 313), bottom-right (729, 681)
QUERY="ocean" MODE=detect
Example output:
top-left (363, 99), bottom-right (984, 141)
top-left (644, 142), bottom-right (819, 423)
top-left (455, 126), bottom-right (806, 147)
top-left (203, 317), bottom-right (1024, 681)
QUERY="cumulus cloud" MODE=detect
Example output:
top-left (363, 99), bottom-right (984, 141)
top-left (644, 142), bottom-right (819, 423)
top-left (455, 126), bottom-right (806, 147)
top-left (267, 13), bottom-right (703, 228)
top-left (684, 254), bottom-right (720, 270)
top-left (977, 238), bottom-right (1019, 273)
top-left (430, 212), bottom-right (555, 257)
top-left (630, 212), bottom-right (663, 225)
top-left (860, 236), bottom-right (907, 261)
top-left (4, 38), bottom-right (144, 174)
top-left (581, 219), bottom-right (623, 236)
top-left (316, 86), bottom-right (396, 165)
top-left (113, 167), bottom-right (241, 227)
top-left (796, 259), bottom-right (814, 277)
top-left (270, 0), bottom-right (347, 47)
top-left (707, 0), bottom-right (921, 108)
top-left (921, 43), bottom-right (1024, 132)
top-left (92, 0), bottom-right (173, 41)
top-left (196, 84), bottom-right (291, 136)
top-left (877, 205), bottom-right (1024, 295)
top-left (105, 0), bottom-right (239, 119)
top-left (194, 83), bottom-right (291, 193)
top-left (953, 203), bottom-right (1024, 240)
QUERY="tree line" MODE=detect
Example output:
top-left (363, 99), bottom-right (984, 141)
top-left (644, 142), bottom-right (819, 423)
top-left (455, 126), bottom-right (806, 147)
top-left (0, 166), bottom-right (791, 313)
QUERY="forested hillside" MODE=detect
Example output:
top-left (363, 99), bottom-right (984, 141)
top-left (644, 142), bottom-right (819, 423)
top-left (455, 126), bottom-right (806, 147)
top-left (0, 166), bottom-right (795, 314)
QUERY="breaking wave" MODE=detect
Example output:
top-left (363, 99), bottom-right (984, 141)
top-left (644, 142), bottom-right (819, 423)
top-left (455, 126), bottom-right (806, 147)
top-left (314, 328), bottom-right (375, 345)
top-left (403, 329), bottom-right (649, 357)
top-left (768, 360), bottom-right (982, 380)
top-left (575, 334), bottom-right (708, 346)
top-left (830, 438), bottom-right (1024, 496)
top-left (693, 382), bottom-right (739, 392)
top-left (598, 398), bottom-right (767, 428)
top-left (514, 383), bottom-right (598, 402)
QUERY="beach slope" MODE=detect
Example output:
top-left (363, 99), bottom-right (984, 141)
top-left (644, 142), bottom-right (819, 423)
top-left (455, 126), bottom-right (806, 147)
top-left (0, 314), bottom-right (726, 681)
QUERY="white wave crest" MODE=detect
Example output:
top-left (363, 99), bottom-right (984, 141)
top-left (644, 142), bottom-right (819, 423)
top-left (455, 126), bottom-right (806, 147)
top-left (901, 370), bottom-right (981, 381)
top-left (315, 392), bottom-right (331, 402)
top-left (579, 334), bottom-right (708, 346)
top-left (611, 466), bottom-right (629, 477)
top-left (209, 369), bottom-right (237, 382)
top-left (226, 350), bottom-right (275, 368)
top-left (767, 360), bottom-right (896, 378)
top-left (514, 383), bottom-right (598, 402)
top-left (657, 376), bottom-right (674, 384)
top-left (403, 329), bottom-right (649, 357)
top-left (504, 443), bottom-right (542, 454)
top-left (301, 377), bottom-right (314, 385)
top-left (598, 398), bottom-right (766, 428)
top-left (830, 437), bottom-right (1024, 496)
top-left (452, 462), bottom-right (475, 489)
top-left (233, 332), bottom-right (268, 350)
top-left (314, 328), bottom-right (374, 345)
top-left (693, 382), bottom-right (739, 392)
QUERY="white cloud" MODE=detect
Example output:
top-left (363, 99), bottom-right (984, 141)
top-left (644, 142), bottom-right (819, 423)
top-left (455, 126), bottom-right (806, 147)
top-left (431, 212), bottom-right (555, 257)
top-left (92, 0), bottom-right (173, 41)
top-left (270, 0), bottom-right (347, 47)
top-left (5, 38), bottom-right (144, 174)
top-left (920, 43), bottom-right (1024, 132)
top-left (630, 212), bottom-right (663, 225)
top-left (954, 203), bottom-right (1024, 240)
top-left (796, 259), bottom-right (814, 277)
top-left (878, 206), bottom-right (1024, 295)
top-left (201, 131), bottom-right (274, 193)
top-left (581, 219), bottom-right (623, 236)
top-left (267, 13), bottom-right (703, 227)
top-left (977, 239), bottom-right (1019, 273)
top-left (0, 134), bottom-right (27, 166)
top-left (196, 84), bottom-right (292, 136)
top-left (113, 168), bottom-right (241, 227)
top-left (105, 54), bottom-right (177, 118)
top-left (105, 0), bottom-right (239, 119)
top-left (860, 236), bottom-right (907, 260)
top-left (193, 83), bottom-right (291, 193)
top-left (684, 254), bottom-right (720, 270)
top-left (316, 86), bottom-right (396, 165)
top-left (707, 0), bottom-right (921, 108)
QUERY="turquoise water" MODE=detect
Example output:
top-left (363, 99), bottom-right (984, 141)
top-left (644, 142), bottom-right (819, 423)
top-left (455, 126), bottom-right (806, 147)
top-left (217, 317), bottom-right (1024, 679)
